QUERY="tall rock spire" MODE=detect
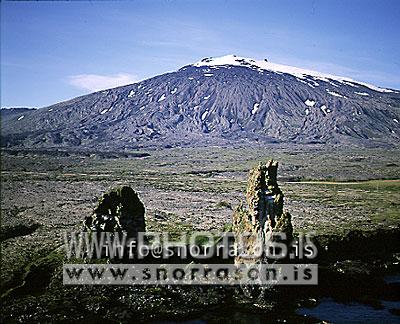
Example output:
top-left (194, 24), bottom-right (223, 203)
top-left (233, 160), bottom-right (293, 264)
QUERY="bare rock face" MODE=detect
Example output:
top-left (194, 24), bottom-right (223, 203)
top-left (233, 160), bottom-right (293, 264)
top-left (84, 186), bottom-right (145, 238)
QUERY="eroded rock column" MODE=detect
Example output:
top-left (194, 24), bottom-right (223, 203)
top-left (233, 160), bottom-right (293, 264)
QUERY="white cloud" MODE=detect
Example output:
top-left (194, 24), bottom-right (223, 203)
top-left (68, 73), bottom-right (138, 92)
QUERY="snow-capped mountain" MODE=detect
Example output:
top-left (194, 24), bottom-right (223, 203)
top-left (195, 55), bottom-right (395, 93)
top-left (2, 55), bottom-right (400, 149)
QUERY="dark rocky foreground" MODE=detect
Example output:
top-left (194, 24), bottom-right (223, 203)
top-left (1, 260), bottom-right (399, 323)
top-left (1, 217), bottom-right (399, 323)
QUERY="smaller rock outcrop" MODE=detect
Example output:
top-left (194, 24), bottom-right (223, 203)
top-left (84, 186), bottom-right (145, 238)
top-left (233, 160), bottom-right (293, 264)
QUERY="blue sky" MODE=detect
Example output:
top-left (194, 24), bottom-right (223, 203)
top-left (1, 0), bottom-right (400, 108)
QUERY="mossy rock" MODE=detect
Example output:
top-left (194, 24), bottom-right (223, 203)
top-left (233, 160), bottom-right (293, 263)
top-left (84, 186), bottom-right (145, 238)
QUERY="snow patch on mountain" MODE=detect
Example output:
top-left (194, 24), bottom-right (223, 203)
top-left (354, 92), bottom-right (369, 96)
top-left (305, 99), bottom-right (316, 107)
top-left (298, 79), bottom-right (315, 88)
top-left (309, 80), bottom-right (319, 87)
top-left (326, 89), bottom-right (347, 98)
top-left (320, 105), bottom-right (329, 115)
top-left (342, 80), bottom-right (358, 88)
top-left (252, 103), bottom-right (260, 115)
top-left (328, 81), bottom-right (340, 88)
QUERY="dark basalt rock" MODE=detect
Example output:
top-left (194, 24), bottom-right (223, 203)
top-left (84, 186), bottom-right (145, 238)
top-left (0, 222), bottom-right (41, 241)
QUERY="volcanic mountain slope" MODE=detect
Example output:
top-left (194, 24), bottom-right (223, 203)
top-left (2, 55), bottom-right (400, 149)
top-left (1, 108), bottom-right (37, 118)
